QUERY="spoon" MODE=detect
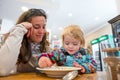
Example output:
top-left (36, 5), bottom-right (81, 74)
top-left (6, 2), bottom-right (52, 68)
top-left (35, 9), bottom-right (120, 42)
top-left (62, 70), bottom-right (78, 80)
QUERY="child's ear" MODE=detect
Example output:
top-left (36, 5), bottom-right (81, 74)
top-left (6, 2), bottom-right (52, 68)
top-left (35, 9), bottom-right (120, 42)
top-left (79, 44), bottom-right (82, 48)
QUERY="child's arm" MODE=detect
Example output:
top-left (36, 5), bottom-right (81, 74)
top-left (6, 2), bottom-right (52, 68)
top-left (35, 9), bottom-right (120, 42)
top-left (75, 48), bottom-right (97, 74)
top-left (81, 53), bottom-right (97, 73)
top-left (87, 53), bottom-right (97, 73)
top-left (38, 56), bottom-right (53, 68)
top-left (89, 64), bottom-right (96, 73)
top-left (73, 62), bottom-right (86, 73)
top-left (38, 50), bottom-right (66, 67)
top-left (38, 52), bottom-right (56, 68)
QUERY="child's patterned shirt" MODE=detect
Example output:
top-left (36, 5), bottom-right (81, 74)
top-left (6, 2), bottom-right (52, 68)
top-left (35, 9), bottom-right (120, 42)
top-left (39, 47), bottom-right (97, 73)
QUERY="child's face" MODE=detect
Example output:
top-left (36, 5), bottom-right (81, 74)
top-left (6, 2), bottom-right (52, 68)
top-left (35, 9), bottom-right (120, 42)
top-left (63, 35), bottom-right (81, 55)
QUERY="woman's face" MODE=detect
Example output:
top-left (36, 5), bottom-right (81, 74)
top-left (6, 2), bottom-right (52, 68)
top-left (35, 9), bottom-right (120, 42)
top-left (29, 16), bottom-right (46, 43)
top-left (63, 35), bottom-right (81, 55)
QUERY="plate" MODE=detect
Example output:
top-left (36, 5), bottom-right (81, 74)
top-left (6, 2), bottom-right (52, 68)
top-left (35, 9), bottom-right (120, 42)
top-left (36, 66), bottom-right (81, 78)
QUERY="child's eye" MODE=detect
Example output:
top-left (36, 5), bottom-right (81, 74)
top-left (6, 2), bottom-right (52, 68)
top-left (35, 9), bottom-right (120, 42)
top-left (65, 43), bottom-right (69, 45)
top-left (73, 44), bottom-right (78, 45)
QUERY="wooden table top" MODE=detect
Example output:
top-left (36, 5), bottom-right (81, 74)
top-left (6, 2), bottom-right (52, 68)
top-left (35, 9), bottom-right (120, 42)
top-left (0, 71), bottom-right (106, 80)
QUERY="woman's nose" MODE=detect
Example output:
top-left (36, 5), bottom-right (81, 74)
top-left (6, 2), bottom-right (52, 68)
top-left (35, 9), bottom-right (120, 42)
top-left (38, 28), bottom-right (45, 33)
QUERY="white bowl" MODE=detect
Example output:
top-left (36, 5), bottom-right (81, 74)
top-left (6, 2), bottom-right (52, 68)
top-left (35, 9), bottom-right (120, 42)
top-left (36, 66), bottom-right (81, 78)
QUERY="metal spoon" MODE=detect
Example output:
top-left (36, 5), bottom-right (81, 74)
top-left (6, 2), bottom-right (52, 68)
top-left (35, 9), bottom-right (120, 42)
top-left (62, 70), bottom-right (78, 80)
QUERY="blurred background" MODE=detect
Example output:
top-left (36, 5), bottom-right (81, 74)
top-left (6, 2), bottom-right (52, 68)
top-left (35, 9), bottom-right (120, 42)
top-left (0, 0), bottom-right (120, 48)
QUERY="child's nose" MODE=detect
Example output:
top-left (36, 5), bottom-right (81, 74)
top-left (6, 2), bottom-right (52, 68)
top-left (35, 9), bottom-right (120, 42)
top-left (68, 44), bottom-right (73, 48)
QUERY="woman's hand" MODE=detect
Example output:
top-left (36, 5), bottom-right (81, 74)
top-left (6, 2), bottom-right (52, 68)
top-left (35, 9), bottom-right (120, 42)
top-left (73, 62), bottom-right (86, 73)
top-left (20, 22), bottom-right (33, 37)
top-left (21, 22), bottom-right (32, 29)
top-left (38, 56), bottom-right (53, 68)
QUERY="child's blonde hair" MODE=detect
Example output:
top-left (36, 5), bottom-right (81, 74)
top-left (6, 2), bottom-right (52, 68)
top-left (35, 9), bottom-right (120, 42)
top-left (62, 25), bottom-right (85, 47)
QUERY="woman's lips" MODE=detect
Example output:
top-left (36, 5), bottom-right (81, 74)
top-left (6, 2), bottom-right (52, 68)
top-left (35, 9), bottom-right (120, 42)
top-left (36, 34), bottom-right (44, 37)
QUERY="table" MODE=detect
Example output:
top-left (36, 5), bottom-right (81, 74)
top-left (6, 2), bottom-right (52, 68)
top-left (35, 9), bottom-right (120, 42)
top-left (0, 71), bottom-right (106, 80)
top-left (103, 47), bottom-right (120, 80)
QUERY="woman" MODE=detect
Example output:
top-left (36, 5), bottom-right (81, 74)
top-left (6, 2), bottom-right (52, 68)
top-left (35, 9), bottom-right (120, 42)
top-left (0, 8), bottom-right (51, 76)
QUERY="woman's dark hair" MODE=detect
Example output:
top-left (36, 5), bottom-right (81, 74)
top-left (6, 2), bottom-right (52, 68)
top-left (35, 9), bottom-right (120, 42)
top-left (16, 8), bottom-right (48, 64)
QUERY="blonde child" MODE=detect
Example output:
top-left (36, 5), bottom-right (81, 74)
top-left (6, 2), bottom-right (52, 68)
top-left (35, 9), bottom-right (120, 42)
top-left (38, 25), bottom-right (97, 73)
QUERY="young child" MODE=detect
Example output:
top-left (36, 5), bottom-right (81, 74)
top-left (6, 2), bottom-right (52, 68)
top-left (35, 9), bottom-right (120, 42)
top-left (38, 25), bottom-right (97, 73)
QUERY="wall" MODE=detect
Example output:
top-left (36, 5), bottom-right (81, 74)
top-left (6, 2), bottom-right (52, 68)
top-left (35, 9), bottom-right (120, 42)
top-left (115, 0), bottom-right (120, 13)
top-left (0, 19), bottom-right (14, 34)
top-left (85, 24), bottom-right (112, 48)
top-left (84, 0), bottom-right (120, 48)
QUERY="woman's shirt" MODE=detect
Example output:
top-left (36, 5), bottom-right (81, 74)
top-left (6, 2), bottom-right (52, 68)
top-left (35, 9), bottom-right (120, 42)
top-left (39, 47), bottom-right (97, 74)
top-left (0, 24), bottom-right (52, 76)
top-left (0, 24), bottom-right (28, 76)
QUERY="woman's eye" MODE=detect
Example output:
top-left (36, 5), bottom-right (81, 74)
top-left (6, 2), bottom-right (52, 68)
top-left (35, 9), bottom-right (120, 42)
top-left (43, 26), bottom-right (45, 29)
top-left (33, 25), bottom-right (40, 29)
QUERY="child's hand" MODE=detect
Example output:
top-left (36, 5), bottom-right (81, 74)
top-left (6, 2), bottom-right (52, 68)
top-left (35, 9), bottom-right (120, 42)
top-left (73, 62), bottom-right (86, 73)
top-left (89, 65), bottom-right (95, 73)
top-left (38, 56), bottom-right (53, 68)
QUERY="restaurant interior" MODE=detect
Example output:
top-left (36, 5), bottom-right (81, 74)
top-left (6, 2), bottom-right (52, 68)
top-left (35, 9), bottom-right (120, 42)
top-left (0, 0), bottom-right (120, 80)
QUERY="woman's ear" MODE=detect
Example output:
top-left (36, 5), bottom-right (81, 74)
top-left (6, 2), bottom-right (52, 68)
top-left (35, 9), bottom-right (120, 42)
top-left (27, 27), bottom-right (33, 38)
top-left (27, 30), bottom-right (31, 38)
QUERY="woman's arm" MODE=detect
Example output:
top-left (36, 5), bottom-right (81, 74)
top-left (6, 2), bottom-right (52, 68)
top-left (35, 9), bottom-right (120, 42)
top-left (0, 24), bottom-right (28, 76)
